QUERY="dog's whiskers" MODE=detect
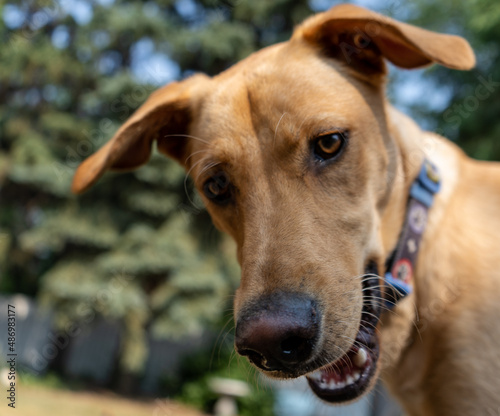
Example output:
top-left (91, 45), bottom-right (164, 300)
top-left (339, 334), bottom-right (377, 357)
top-left (183, 158), bottom-right (207, 208)
top-left (273, 112), bottom-right (288, 147)
top-left (194, 161), bottom-right (222, 183)
top-left (184, 149), bottom-right (209, 165)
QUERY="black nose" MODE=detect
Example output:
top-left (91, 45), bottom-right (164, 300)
top-left (235, 292), bottom-right (320, 371)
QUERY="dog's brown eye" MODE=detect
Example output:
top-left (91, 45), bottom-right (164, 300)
top-left (313, 132), bottom-right (346, 161)
top-left (203, 171), bottom-right (232, 204)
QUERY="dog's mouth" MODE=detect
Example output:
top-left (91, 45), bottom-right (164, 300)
top-left (305, 324), bottom-right (379, 402)
top-left (306, 266), bottom-right (382, 403)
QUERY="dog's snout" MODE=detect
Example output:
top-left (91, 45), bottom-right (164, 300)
top-left (235, 292), bottom-right (320, 371)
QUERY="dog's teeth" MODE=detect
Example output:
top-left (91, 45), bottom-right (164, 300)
top-left (336, 380), bottom-right (345, 389)
top-left (353, 371), bottom-right (361, 381)
top-left (354, 347), bottom-right (368, 367)
top-left (346, 375), bottom-right (355, 385)
top-left (308, 370), bottom-right (322, 381)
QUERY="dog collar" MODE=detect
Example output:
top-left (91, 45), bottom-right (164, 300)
top-left (384, 159), bottom-right (441, 308)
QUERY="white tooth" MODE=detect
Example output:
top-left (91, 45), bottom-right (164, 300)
top-left (354, 347), bottom-right (368, 367)
top-left (309, 370), bottom-right (322, 381)
top-left (353, 371), bottom-right (361, 381)
top-left (337, 381), bottom-right (345, 389)
top-left (310, 373), bottom-right (321, 381)
top-left (346, 375), bottom-right (355, 385)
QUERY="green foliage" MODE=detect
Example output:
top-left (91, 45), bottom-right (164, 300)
top-left (387, 0), bottom-right (500, 161)
top-left (0, 0), bottom-right (313, 386)
top-left (20, 371), bottom-right (83, 391)
top-left (170, 342), bottom-right (275, 416)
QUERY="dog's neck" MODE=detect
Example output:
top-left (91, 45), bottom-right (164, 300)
top-left (379, 104), bottom-right (464, 399)
top-left (380, 105), bottom-right (427, 264)
top-left (384, 104), bottom-right (461, 290)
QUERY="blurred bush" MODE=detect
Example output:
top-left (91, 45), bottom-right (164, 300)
top-left (384, 0), bottom-right (500, 160)
top-left (0, 0), bottom-right (313, 391)
top-left (165, 340), bottom-right (274, 416)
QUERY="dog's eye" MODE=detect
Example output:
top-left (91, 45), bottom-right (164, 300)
top-left (313, 132), bottom-right (346, 161)
top-left (203, 172), bottom-right (232, 204)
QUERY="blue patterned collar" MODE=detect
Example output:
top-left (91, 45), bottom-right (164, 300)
top-left (384, 159), bottom-right (441, 308)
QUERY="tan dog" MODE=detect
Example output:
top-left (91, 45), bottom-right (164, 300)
top-left (72, 4), bottom-right (500, 415)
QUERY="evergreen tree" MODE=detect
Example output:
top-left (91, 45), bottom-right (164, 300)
top-left (383, 0), bottom-right (500, 160)
top-left (0, 0), bottom-right (313, 388)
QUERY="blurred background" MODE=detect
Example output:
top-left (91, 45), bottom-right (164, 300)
top-left (0, 0), bottom-right (499, 415)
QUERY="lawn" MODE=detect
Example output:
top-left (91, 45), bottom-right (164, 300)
top-left (13, 385), bottom-right (205, 416)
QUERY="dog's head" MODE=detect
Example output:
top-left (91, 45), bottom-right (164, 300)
top-left (73, 4), bottom-right (474, 403)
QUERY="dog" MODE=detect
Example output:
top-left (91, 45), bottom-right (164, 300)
top-left (72, 4), bottom-right (500, 415)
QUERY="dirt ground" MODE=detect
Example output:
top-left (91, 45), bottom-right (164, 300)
top-left (13, 385), bottom-right (206, 416)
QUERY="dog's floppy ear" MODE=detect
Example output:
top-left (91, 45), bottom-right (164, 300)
top-left (71, 74), bottom-right (207, 194)
top-left (295, 4), bottom-right (475, 76)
